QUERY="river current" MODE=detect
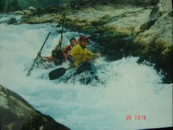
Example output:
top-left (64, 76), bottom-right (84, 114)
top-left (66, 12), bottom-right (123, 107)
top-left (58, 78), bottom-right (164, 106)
top-left (0, 15), bottom-right (172, 130)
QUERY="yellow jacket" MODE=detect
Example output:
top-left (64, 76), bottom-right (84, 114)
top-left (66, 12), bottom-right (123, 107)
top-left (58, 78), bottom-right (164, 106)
top-left (68, 44), bottom-right (94, 65)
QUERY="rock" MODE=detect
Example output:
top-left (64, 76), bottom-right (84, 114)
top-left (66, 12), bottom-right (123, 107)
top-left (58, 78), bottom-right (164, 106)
top-left (149, 5), bottom-right (160, 22)
top-left (12, 10), bottom-right (32, 15)
top-left (157, 0), bottom-right (172, 13)
top-left (150, 0), bottom-right (172, 22)
top-left (132, 0), bottom-right (159, 6)
top-left (132, 11), bottom-right (172, 83)
top-left (7, 18), bottom-right (17, 24)
top-left (0, 85), bottom-right (70, 130)
top-left (12, 10), bottom-right (25, 15)
top-left (65, 4), bottom-right (152, 35)
top-left (133, 0), bottom-right (172, 49)
top-left (133, 12), bottom-right (172, 49)
top-left (22, 10), bottom-right (32, 15)
top-left (28, 6), bottom-right (37, 12)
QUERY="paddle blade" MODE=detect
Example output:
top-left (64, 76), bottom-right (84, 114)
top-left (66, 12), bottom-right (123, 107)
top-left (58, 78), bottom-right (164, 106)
top-left (49, 68), bottom-right (66, 80)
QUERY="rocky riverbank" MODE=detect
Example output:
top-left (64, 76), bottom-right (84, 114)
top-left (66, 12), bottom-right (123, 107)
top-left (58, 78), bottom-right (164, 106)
top-left (10, 0), bottom-right (172, 82)
top-left (0, 85), bottom-right (70, 130)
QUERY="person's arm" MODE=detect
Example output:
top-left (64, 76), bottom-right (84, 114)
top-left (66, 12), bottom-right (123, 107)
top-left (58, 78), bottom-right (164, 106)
top-left (62, 45), bottom-right (71, 53)
top-left (41, 56), bottom-right (54, 62)
top-left (94, 52), bottom-right (101, 59)
top-left (37, 51), bottom-right (53, 62)
top-left (67, 55), bottom-right (77, 67)
top-left (85, 49), bottom-right (101, 61)
top-left (85, 49), bottom-right (94, 60)
top-left (67, 46), bottom-right (78, 67)
top-left (67, 55), bottom-right (74, 63)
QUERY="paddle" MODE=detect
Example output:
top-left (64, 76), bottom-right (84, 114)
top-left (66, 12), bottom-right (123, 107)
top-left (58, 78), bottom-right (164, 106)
top-left (27, 32), bottom-right (51, 76)
top-left (49, 67), bottom-right (72, 80)
top-left (52, 14), bottom-right (66, 65)
top-left (59, 14), bottom-right (65, 50)
top-left (49, 61), bottom-right (97, 80)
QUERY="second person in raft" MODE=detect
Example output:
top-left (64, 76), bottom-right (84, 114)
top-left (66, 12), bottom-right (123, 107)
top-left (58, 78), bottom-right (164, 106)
top-left (38, 37), bottom-right (78, 65)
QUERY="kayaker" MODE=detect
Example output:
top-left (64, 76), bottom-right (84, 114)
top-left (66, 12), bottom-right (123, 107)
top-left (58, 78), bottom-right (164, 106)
top-left (67, 35), bottom-right (101, 76)
top-left (38, 37), bottom-right (78, 65)
top-left (62, 37), bottom-right (78, 61)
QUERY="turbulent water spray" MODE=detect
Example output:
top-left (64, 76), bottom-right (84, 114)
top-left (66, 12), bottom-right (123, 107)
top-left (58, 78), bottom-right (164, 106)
top-left (0, 15), bottom-right (172, 130)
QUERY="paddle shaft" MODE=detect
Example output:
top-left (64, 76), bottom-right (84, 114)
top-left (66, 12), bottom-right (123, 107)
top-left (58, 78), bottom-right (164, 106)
top-left (59, 15), bottom-right (65, 50)
top-left (27, 32), bottom-right (51, 76)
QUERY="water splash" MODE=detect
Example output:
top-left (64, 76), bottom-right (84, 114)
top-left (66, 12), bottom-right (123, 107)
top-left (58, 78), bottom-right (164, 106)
top-left (0, 19), bottom-right (172, 130)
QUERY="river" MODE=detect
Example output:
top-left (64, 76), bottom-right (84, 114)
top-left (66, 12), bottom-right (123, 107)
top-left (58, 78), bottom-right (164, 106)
top-left (0, 15), bottom-right (172, 130)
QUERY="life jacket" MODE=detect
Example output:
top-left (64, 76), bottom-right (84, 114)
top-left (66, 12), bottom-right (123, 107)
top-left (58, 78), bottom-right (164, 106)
top-left (62, 45), bottom-right (72, 61)
top-left (68, 44), bottom-right (94, 65)
top-left (63, 45), bottom-right (71, 55)
top-left (51, 45), bottom-right (72, 65)
top-left (52, 49), bottom-right (65, 65)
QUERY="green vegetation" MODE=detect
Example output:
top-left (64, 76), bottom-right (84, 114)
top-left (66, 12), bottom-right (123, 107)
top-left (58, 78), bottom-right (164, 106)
top-left (0, 0), bottom-right (159, 12)
top-left (0, 0), bottom-right (19, 12)
top-left (0, 0), bottom-right (70, 12)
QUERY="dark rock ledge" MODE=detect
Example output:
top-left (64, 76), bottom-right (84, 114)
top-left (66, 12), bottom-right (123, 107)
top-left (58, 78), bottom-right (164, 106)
top-left (0, 85), bottom-right (70, 130)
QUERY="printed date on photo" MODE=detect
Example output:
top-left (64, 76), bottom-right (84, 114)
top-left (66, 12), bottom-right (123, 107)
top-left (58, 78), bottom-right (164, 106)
top-left (126, 115), bottom-right (147, 120)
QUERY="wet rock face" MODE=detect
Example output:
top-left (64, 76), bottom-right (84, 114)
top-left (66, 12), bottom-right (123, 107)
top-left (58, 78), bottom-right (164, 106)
top-left (0, 85), bottom-right (70, 130)
top-left (132, 0), bottom-right (173, 83)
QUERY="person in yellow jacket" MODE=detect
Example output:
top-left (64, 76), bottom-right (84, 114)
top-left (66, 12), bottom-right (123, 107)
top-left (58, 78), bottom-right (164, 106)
top-left (67, 35), bottom-right (100, 76)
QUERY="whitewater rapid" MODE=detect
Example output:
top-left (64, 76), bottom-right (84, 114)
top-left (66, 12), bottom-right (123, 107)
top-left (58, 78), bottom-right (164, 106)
top-left (0, 17), bottom-right (172, 130)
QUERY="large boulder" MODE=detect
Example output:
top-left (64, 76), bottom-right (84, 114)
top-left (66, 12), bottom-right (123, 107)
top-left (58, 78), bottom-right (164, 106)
top-left (0, 85), bottom-right (70, 130)
top-left (132, 0), bottom-right (172, 82)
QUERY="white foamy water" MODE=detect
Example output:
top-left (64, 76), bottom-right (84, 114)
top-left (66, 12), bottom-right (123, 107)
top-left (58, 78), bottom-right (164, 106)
top-left (0, 18), bottom-right (172, 130)
top-left (0, 14), bottom-right (23, 23)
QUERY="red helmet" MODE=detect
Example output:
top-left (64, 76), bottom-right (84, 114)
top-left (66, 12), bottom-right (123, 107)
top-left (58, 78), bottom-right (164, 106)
top-left (79, 35), bottom-right (88, 41)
